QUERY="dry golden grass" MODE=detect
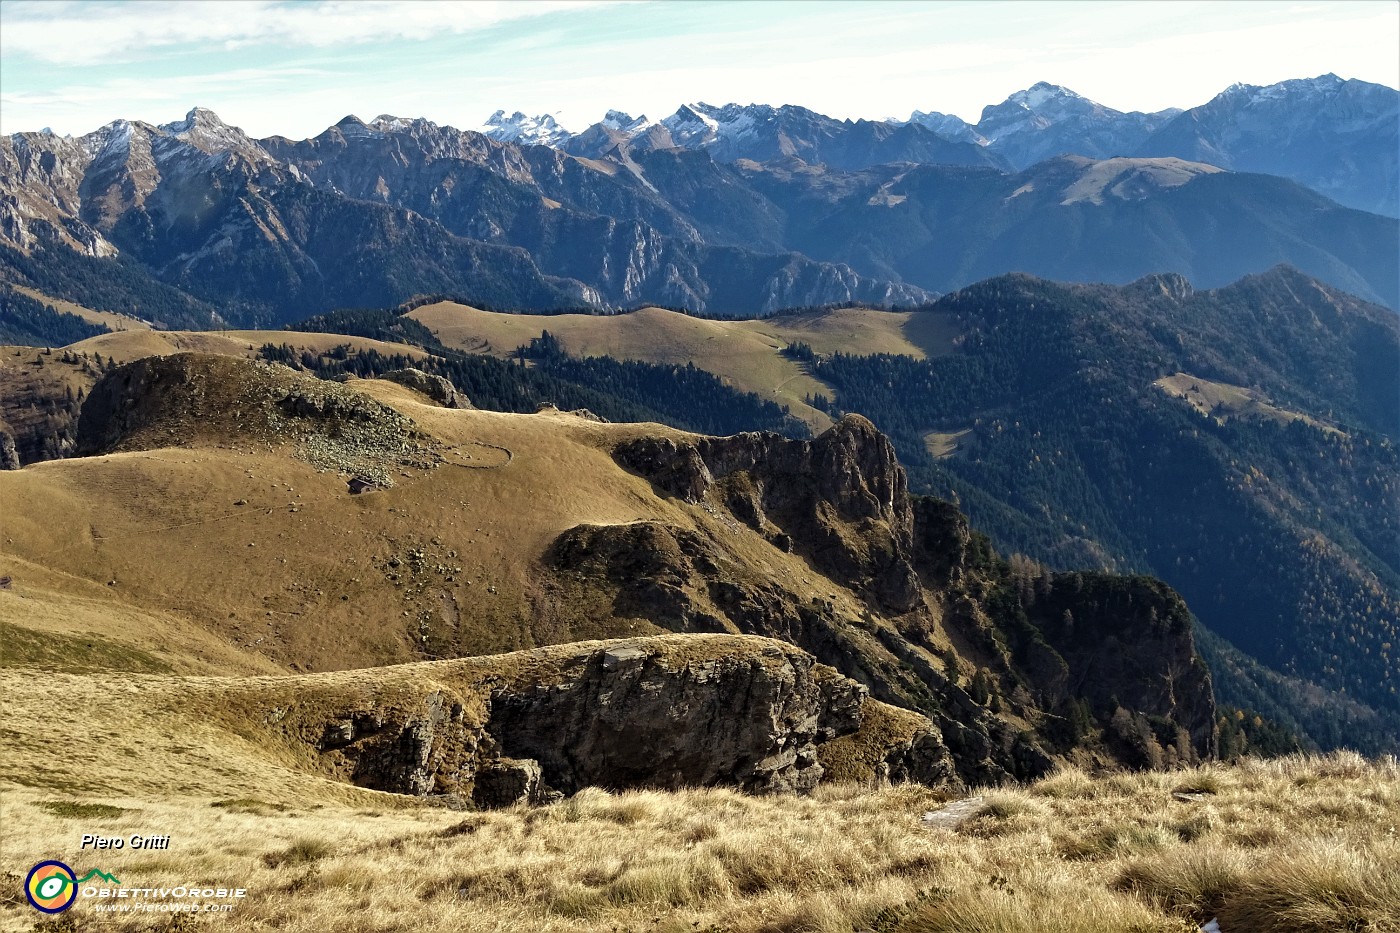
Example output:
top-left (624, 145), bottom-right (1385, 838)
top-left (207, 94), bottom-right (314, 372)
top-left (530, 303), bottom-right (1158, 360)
top-left (2, 755), bottom-right (1395, 932)
top-left (3, 351), bottom-right (1395, 932)
top-left (1058, 157), bottom-right (1223, 206)
top-left (65, 329), bottom-right (429, 366)
top-left (1, 377), bottom-right (889, 677)
top-left (923, 429), bottom-right (971, 461)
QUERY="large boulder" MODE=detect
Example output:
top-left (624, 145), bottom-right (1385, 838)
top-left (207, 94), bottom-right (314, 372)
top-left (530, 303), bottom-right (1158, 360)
top-left (486, 639), bottom-right (865, 795)
top-left (381, 368), bottom-right (472, 409)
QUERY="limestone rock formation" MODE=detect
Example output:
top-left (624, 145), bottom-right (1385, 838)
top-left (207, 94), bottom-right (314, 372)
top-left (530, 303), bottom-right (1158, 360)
top-left (381, 367), bottom-right (473, 409)
top-left (277, 634), bottom-right (868, 805)
top-left (615, 414), bottom-right (922, 614)
top-left (600, 415), bottom-right (1217, 782)
top-left (485, 639), bottom-right (864, 795)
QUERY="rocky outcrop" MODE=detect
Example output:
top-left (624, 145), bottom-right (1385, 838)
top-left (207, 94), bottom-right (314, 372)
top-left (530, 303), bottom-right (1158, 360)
top-left (381, 368), bottom-right (472, 409)
top-left (614, 415), bottom-right (922, 614)
top-left (1026, 573), bottom-right (1217, 765)
top-left (540, 520), bottom-right (1058, 786)
top-left (277, 635), bottom-right (868, 805)
top-left (817, 699), bottom-right (959, 788)
top-left (599, 416), bottom-right (1217, 781)
top-left (0, 430), bottom-right (19, 470)
top-left (485, 639), bottom-right (864, 795)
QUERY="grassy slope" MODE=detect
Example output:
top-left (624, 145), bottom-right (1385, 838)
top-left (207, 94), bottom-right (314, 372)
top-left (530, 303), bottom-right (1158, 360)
top-left (2, 352), bottom-right (1395, 933)
top-left (407, 302), bottom-right (962, 432)
top-left (0, 754), bottom-right (1393, 933)
top-left (1153, 372), bottom-right (1341, 434)
top-left (0, 633), bottom-right (800, 803)
top-left (0, 378), bottom-right (885, 677)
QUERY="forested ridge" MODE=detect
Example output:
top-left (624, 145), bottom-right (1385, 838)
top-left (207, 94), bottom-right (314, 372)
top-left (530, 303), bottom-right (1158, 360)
top-left (804, 268), bottom-right (1400, 753)
top-left (0, 239), bottom-right (219, 331)
top-left (0, 284), bottom-right (106, 346)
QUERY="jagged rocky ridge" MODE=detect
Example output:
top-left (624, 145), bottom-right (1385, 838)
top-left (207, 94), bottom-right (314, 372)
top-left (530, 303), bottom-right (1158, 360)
top-left (489, 75), bottom-right (1398, 216)
top-left (0, 109), bottom-right (927, 322)
top-left (5, 76), bottom-right (1396, 327)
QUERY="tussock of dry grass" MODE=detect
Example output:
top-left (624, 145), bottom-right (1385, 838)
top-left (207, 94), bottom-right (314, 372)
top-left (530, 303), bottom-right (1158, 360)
top-left (1, 754), bottom-right (1396, 933)
top-left (1217, 840), bottom-right (1400, 933)
top-left (1115, 846), bottom-right (1254, 920)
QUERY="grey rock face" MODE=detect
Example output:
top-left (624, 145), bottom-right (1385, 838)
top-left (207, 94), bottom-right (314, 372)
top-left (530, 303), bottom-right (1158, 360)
top-left (614, 414), bottom-right (921, 614)
top-left (0, 430), bottom-right (19, 470)
top-left (305, 635), bottom-right (867, 805)
top-left (880, 731), bottom-right (960, 787)
top-left (381, 368), bottom-right (472, 409)
top-left (486, 640), bottom-right (864, 795)
top-left (599, 416), bottom-right (1218, 782)
top-left (471, 758), bottom-right (544, 808)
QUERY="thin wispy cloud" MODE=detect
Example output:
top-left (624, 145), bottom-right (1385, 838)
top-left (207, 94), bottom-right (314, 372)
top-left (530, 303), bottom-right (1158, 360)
top-left (1, 0), bottom-right (1394, 138)
top-left (0, 0), bottom-right (620, 64)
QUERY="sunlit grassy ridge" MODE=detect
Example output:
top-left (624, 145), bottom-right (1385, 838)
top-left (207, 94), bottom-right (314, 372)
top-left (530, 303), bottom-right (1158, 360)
top-left (3, 754), bottom-right (1394, 933)
top-left (406, 301), bottom-right (962, 431)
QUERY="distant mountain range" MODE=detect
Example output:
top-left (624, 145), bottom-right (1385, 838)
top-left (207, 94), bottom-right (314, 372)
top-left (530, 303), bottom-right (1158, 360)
top-left (0, 109), bottom-right (928, 325)
top-left (0, 74), bottom-right (1394, 327)
top-left (482, 75), bottom-right (1398, 216)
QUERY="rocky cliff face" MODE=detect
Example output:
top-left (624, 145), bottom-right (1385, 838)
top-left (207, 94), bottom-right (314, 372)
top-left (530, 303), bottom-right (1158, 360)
top-left (615, 416), bottom-right (919, 612)
top-left (1025, 574), bottom-right (1217, 765)
top-left (485, 638), bottom-right (864, 795)
top-left (250, 635), bottom-right (869, 805)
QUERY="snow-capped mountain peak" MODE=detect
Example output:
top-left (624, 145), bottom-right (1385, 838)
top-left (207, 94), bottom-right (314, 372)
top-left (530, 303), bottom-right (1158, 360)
top-left (157, 106), bottom-right (264, 158)
top-left (598, 110), bottom-right (657, 135)
top-left (1219, 73), bottom-right (1351, 106)
top-left (1007, 81), bottom-right (1086, 110)
top-left (476, 110), bottom-right (572, 147)
top-left (370, 114), bottom-right (429, 133)
top-left (660, 104), bottom-right (724, 147)
top-left (666, 104), bottom-right (720, 129)
top-left (906, 110), bottom-right (988, 146)
top-left (981, 83), bottom-right (1108, 130)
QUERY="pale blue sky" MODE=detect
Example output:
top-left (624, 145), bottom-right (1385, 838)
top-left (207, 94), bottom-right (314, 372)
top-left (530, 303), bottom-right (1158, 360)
top-left (1, 0), bottom-right (1396, 138)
